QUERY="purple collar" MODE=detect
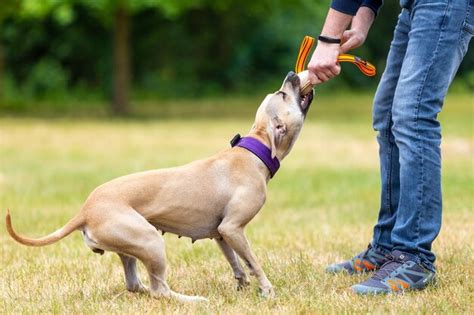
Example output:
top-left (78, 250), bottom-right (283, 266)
top-left (230, 134), bottom-right (280, 178)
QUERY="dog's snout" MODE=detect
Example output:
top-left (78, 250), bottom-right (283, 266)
top-left (284, 71), bottom-right (300, 88)
top-left (286, 71), bottom-right (296, 79)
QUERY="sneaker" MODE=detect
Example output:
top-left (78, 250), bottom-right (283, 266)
top-left (326, 244), bottom-right (389, 274)
top-left (351, 250), bottom-right (436, 295)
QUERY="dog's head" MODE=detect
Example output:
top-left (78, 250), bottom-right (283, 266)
top-left (252, 71), bottom-right (313, 160)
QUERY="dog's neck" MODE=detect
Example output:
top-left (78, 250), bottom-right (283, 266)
top-left (234, 136), bottom-right (280, 178)
top-left (249, 127), bottom-right (278, 156)
top-left (234, 126), bottom-right (282, 179)
top-left (249, 126), bottom-right (287, 160)
top-left (248, 130), bottom-right (270, 149)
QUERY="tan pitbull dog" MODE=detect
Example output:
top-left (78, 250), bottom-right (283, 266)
top-left (6, 72), bottom-right (313, 302)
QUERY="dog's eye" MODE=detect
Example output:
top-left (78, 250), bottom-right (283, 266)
top-left (277, 91), bottom-right (287, 100)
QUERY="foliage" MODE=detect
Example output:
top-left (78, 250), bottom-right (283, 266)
top-left (0, 0), bottom-right (472, 106)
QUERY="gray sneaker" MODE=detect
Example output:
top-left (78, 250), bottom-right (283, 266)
top-left (351, 250), bottom-right (436, 294)
top-left (326, 244), bottom-right (389, 274)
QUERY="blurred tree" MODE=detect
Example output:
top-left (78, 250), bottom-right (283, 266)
top-left (69, 0), bottom-right (289, 114)
top-left (7, 0), bottom-right (219, 114)
top-left (131, 0), bottom-right (329, 96)
top-left (112, 4), bottom-right (130, 115)
top-left (0, 0), bottom-right (20, 99)
top-left (2, 0), bottom-right (470, 115)
top-left (76, 0), bottom-right (320, 114)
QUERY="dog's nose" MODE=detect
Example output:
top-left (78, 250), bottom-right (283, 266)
top-left (285, 71), bottom-right (297, 80)
top-left (284, 71), bottom-right (300, 87)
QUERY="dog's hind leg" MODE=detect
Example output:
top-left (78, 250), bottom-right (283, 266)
top-left (118, 254), bottom-right (146, 292)
top-left (88, 207), bottom-right (207, 303)
top-left (136, 237), bottom-right (208, 303)
top-left (216, 238), bottom-right (249, 290)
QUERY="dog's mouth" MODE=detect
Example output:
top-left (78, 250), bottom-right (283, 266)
top-left (299, 90), bottom-right (313, 115)
top-left (282, 71), bottom-right (313, 115)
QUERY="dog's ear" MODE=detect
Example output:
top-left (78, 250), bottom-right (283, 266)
top-left (267, 116), bottom-right (287, 159)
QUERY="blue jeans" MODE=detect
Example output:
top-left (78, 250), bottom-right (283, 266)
top-left (371, 0), bottom-right (473, 271)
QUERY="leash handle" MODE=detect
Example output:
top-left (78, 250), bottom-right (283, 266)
top-left (295, 36), bottom-right (316, 74)
top-left (295, 36), bottom-right (376, 77)
top-left (337, 54), bottom-right (376, 77)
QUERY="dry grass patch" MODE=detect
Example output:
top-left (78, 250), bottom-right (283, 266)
top-left (1, 93), bottom-right (472, 313)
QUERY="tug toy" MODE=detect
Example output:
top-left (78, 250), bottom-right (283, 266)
top-left (295, 35), bottom-right (377, 95)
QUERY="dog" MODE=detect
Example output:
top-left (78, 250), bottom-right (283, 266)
top-left (6, 71), bottom-right (313, 302)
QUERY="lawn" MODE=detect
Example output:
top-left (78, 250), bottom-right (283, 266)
top-left (0, 93), bottom-right (472, 313)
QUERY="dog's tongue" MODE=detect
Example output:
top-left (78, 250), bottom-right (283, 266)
top-left (297, 70), bottom-right (314, 96)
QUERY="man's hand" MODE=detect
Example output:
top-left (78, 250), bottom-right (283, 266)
top-left (307, 6), bottom-right (375, 84)
top-left (307, 8), bottom-right (351, 84)
top-left (341, 7), bottom-right (375, 53)
top-left (340, 29), bottom-right (367, 53)
top-left (307, 42), bottom-right (341, 83)
top-left (307, 8), bottom-right (352, 84)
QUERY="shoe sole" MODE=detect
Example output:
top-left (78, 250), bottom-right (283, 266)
top-left (351, 276), bottom-right (437, 295)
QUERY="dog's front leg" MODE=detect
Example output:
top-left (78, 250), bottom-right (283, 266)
top-left (215, 238), bottom-right (250, 290)
top-left (217, 222), bottom-right (274, 298)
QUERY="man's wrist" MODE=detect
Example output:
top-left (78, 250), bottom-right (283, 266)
top-left (318, 35), bottom-right (342, 44)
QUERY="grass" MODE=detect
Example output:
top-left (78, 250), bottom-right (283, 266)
top-left (0, 93), bottom-right (473, 313)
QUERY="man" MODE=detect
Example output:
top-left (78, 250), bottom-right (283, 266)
top-left (307, 0), bottom-right (472, 294)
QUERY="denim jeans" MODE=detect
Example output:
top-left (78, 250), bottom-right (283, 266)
top-left (371, 0), bottom-right (473, 271)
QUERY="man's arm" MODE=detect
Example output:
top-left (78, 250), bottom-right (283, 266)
top-left (340, 6), bottom-right (376, 53)
top-left (307, 8), bottom-right (353, 83)
top-left (308, 1), bottom-right (380, 84)
top-left (361, 0), bottom-right (383, 16)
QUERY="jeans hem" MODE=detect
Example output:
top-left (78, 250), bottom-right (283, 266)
top-left (370, 242), bottom-right (392, 256)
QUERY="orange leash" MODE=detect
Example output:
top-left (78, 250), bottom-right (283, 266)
top-left (295, 35), bottom-right (376, 77)
top-left (337, 54), bottom-right (377, 77)
top-left (296, 36), bottom-right (316, 74)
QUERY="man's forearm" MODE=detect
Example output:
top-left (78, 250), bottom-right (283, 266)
top-left (351, 6), bottom-right (375, 36)
top-left (320, 8), bottom-right (353, 38)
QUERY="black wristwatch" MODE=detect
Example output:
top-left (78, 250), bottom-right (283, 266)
top-left (318, 35), bottom-right (342, 44)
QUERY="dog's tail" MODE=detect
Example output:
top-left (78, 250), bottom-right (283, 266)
top-left (5, 209), bottom-right (85, 247)
top-left (170, 291), bottom-right (209, 303)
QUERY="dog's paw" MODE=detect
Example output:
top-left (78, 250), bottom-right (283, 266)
top-left (126, 282), bottom-right (148, 293)
top-left (236, 277), bottom-right (250, 291)
top-left (258, 286), bottom-right (275, 299)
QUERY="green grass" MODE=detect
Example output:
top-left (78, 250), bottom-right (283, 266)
top-left (0, 93), bottom-right (473, 313)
